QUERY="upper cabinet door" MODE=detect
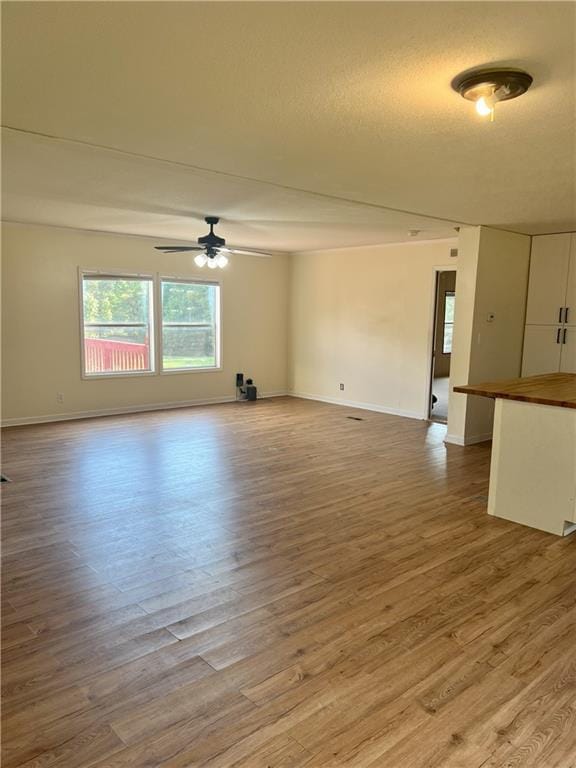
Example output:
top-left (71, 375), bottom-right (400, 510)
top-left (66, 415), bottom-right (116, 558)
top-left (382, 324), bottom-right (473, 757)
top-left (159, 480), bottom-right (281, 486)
top-left (564, 234), bottom-right (576, 327)
top-left (525, 234), bottom-right (571, 326)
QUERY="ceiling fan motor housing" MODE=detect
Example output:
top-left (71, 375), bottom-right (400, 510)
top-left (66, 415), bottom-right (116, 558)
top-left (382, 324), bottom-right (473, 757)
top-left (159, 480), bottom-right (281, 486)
top-left (198, 216), bottom-right (226, 250)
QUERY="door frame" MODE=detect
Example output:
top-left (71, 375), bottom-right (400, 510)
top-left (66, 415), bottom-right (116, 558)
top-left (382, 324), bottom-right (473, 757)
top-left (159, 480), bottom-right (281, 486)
top-left (423, 265), bottom-right (457, 420)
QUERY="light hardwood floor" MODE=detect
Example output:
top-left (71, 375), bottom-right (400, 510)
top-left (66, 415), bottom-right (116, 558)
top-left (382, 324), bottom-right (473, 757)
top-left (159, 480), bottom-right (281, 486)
top-left (2, 397), bottom-right (576, 767)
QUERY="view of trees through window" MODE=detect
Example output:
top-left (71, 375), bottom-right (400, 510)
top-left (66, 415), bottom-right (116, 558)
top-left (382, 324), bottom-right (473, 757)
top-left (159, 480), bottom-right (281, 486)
top-left (82, 275), bottom-right (219, 376)
top-left (161, 281), bottom-right (219, 370)
top-left (82, 277), bottom-right (154, 375)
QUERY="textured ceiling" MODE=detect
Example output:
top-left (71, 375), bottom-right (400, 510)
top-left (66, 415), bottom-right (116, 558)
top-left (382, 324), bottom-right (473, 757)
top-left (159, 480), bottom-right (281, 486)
top-left (1, 129), bottom-right (459, 251)
top-left (2, 1), bottom-right (575, 249)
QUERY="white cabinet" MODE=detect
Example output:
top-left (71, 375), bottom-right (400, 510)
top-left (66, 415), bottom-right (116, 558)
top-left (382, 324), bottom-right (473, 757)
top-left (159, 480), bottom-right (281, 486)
top-left (522, 325), bottom-right (563, 376)
top-left (525, 235), bottom-right (571, 325)
top-left (522, 233), bottom-right (576, 375)
top-left (564, 235), bottom-right (576, 326)
top-left (560, 328), bottom-right (576, 373)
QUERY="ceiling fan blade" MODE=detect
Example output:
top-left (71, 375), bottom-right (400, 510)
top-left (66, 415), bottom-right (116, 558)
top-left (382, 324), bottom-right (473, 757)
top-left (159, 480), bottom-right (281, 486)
top-left (223, 247), bottom-right (273, 258)
top-left (154, 246), bottom-right (203, 252)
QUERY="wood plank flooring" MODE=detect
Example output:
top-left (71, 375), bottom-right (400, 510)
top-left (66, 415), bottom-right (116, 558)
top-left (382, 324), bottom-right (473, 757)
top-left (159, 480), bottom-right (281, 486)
top-left (2, 396), bottom-right (576, 767)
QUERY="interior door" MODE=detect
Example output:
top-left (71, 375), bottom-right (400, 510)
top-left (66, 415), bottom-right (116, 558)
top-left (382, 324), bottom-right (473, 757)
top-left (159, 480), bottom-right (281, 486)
top-left (525, 235), bottom-right (571, 326)
top-left (522, 325), bottom-right (562, 376)
top-left (560, 327), bottom-right (576, 373)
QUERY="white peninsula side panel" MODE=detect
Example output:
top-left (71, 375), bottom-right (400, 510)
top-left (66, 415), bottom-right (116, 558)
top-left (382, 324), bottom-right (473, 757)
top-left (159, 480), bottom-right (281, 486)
top-left (488, 398), bottom-right (576, 536)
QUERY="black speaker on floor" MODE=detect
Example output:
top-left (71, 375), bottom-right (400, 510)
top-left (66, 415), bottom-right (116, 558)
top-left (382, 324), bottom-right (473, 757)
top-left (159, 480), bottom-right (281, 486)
top-left (245, 378), bottom-right (257, 401)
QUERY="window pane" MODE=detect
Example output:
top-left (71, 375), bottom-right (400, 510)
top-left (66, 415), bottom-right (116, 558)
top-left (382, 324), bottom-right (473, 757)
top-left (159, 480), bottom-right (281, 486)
top-left (161, 281), bottom-right (219, 370)
top-left (444, 293), bottom-right (455, 323)
top-left (162, 326), bottom-right (216, 369)
top-left (162, 282), bottom-right (215, 324)
top-left (82, 277), bottom-right (153, 375)
top-left (83, 279), bottom-right (151, 324)
top-left (442, 292), bottom-right (455, 354)
top-left (443, 324), bottom-right (453, 354)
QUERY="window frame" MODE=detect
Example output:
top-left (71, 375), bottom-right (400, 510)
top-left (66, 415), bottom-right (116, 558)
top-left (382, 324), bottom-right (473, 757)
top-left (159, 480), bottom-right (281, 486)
top-left (442, 290), bottom-right (455, 355)
top-left (79, 269), bottom-right (156, 380)
top-left (158, 276), bottom-right (222, 374)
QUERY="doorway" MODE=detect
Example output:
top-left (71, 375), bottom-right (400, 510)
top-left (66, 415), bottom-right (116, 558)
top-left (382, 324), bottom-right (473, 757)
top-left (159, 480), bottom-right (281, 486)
top-left (429, 270), bottom-right (456, 423)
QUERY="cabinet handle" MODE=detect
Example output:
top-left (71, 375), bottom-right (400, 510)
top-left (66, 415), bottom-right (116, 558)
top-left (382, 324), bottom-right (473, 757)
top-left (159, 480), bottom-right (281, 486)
top-left (559, 307), bottom-right (563, 323)
top-left (563, 328), bottom-right (567, 344)
top-left (557, 328), bottom-right (562, 344)
top-left (565, 307), bottom-right (570, 324)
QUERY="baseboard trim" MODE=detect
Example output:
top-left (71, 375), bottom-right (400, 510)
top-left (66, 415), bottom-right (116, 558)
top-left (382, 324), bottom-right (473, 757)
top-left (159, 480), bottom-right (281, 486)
top-left (1, 391), bottom-right (289, 427)
top-left (289, 391), bottom-right (424, 421)
top-left (445, 432), bottom-right (493, 446)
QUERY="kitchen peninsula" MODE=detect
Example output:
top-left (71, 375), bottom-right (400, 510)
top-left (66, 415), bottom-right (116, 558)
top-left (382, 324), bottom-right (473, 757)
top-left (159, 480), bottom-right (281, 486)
top-left (454, 373), bottom-right (576, 536)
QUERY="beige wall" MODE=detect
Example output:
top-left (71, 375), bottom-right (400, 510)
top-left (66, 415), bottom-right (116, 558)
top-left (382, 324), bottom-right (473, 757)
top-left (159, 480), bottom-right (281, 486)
top-left (2, 223), bottom-right (531, 432)
top-left (1, 223), bottom-right (290, 424)
top-left (290, 240), bottom-right (457, 419)
top-left (447, 226), bottom-right (531, 445)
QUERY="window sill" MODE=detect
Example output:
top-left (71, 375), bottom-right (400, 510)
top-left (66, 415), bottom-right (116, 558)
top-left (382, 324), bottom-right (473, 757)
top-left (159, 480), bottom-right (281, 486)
top-left (82, 367), bottom-right (223, 380)
top-left (160, 366), bottom-right (222, 375)
top-left (82, 370), bottom-right (157, 380)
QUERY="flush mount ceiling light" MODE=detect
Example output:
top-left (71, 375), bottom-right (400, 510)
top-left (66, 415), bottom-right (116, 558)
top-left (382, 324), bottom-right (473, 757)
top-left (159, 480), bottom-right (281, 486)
top-left (452, 68), bottom-right (533, 122)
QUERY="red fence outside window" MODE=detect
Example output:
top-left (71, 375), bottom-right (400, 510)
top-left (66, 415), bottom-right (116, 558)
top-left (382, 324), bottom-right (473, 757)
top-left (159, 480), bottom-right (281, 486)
top-left (84, 338), bottom-right (150, 374)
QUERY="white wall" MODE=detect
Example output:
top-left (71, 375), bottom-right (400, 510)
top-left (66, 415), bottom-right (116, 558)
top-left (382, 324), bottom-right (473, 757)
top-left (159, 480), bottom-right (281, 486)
top-left (446, 227), bottom-right (481, 441)
top-left (290, 239), bottom-right (457, 419)
top-left (1, 223), bottom-right (290, 424)
top-left (447, 226), bottom-right (531, 445)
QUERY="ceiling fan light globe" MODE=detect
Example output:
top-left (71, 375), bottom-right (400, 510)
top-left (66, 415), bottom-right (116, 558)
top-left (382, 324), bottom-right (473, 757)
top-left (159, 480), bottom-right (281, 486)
top-left (207, 258), bottom-right (218, 270)
top-left (216, 254), bottom-right (229, 268)
top-left (194, 254), bottom-right (207, 267)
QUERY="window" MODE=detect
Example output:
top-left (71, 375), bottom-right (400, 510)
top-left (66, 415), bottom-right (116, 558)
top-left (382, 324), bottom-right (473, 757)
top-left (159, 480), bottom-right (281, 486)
top-left (81, 274), bottom-right (154, 376)
top-left (80, 273), bottom-right (221, 377)
top-left (443, 291), bottom-right (455, 354)
top-left (161, 280), bottom-right (220, 371)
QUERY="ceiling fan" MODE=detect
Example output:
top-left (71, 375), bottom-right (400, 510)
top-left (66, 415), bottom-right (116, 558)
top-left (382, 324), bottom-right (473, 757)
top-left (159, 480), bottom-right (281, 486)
top-left (154, 216), bottom-right (273, 269)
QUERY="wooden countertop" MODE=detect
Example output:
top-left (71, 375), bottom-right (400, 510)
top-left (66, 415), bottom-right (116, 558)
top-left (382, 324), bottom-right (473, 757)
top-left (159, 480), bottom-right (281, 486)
top-left (453, 373), bottom-right (576, 410)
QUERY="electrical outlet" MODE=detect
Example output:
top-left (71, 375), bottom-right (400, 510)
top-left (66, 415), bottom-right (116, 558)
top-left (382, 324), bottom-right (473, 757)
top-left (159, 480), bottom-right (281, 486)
top-left (56, 392), bottom-right (64, 404)
top-left (339, 383), bottom-right (345, 391)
